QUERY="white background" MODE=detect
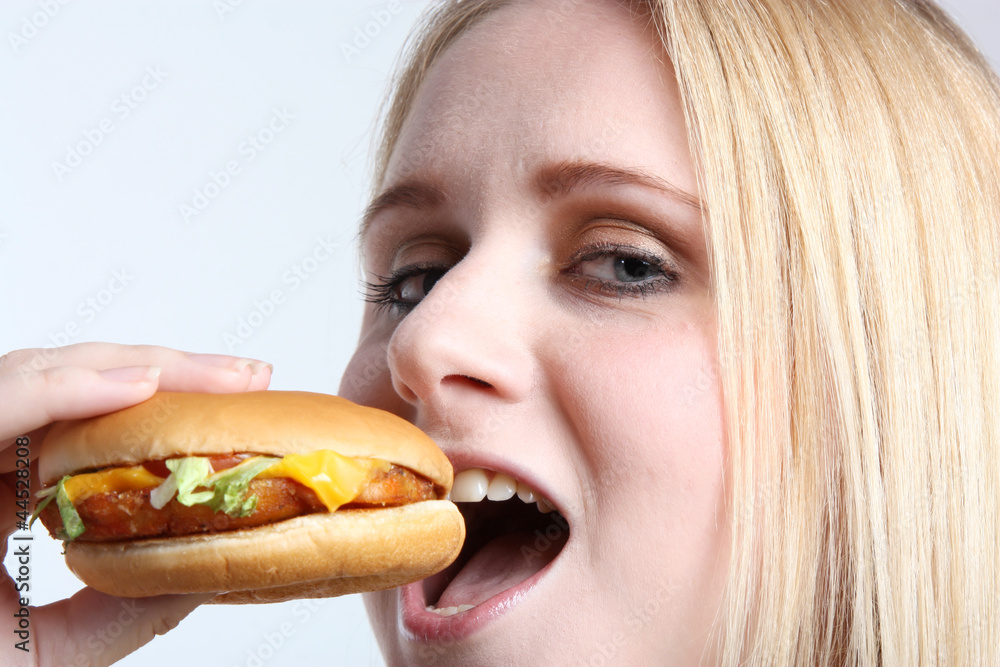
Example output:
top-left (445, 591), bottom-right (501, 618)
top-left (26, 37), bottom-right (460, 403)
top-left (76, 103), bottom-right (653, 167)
top-left (1, 1), bottom-right (996, 665)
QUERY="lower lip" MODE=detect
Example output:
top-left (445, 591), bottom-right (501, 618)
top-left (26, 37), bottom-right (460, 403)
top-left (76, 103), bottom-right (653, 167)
top-left (398, 547), bottom-right (563, 644)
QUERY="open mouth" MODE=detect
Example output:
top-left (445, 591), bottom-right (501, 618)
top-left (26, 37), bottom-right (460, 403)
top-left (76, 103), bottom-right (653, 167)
top-left (421, 467), bottom-right (570, 616)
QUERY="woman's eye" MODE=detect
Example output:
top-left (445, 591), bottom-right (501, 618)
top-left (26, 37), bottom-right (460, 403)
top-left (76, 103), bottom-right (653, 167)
top-left (397, 271), bottom-right (444, 303)
top-left (578, 255), bottom-right (659, 283)
top-left (567, 243), bottom-right (680, 298)
top-left (364, 264), bottom-right (448, 314)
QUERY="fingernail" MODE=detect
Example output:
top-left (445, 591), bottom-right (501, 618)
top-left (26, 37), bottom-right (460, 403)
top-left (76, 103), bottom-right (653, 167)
top-left (249, 361), bottom-right (273, 376)
top-left (187, 353), bottom-right (270, 374)
top-left (100, 366), bottom-right (161, 383)
top-left (231, 359), bottom-right (273, 376)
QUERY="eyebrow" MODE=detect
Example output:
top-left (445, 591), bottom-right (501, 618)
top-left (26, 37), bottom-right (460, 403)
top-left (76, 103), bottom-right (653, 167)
top-left (359, 159), bottom-right (701, 241)
top-left (534, 159), bottom-right (702, 210)
top-left (360, 181), bottom-right (448, 241)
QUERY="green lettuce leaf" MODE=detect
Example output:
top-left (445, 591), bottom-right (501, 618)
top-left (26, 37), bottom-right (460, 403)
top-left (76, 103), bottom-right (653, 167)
top-left (28, 481), bottom-right (60, 528)
top-left (204, 456), bottom-right (280, 517)
top-left (166, 457), bottom-right (215, 506)
top-left (54, 477), bottom-right (85, 540)
top-left (30, 476), bottom-right (85, 540)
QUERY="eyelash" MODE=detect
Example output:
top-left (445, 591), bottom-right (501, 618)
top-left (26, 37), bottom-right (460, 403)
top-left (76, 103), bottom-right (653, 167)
top-left (363, 242), bottom-right (680, 315)
top-left (363, 262), bottom-right (445, 315)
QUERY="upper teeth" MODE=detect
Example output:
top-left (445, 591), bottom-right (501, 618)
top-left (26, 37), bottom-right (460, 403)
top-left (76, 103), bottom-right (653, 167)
top-left (487, 472), bottom-right (517, 500)
top-left (451, 468), bottom-right (553, 513)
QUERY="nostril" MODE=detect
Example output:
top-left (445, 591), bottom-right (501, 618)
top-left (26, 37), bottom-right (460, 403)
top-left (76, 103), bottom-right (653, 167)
top-left (463, 375), bottom-right (492, 387)
top-left (444, 375), bottom-right (494, 390)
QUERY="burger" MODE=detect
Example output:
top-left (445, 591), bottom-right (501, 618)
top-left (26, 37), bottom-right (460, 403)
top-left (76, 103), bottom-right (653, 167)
top-left (33, 391), bottom-right (465, 603)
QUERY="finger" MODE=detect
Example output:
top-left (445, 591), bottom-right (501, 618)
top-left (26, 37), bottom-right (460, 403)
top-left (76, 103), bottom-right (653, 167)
top-left (0, 476), bottom-right (19, 552)
top-left (0, 470), bottom-right (43, 543)
top-left (172, 353), bottom-right (273, 393)
top-left (0, 344), bottom-right (272, 393)
top-left (0, 343), bottom-right (168, 374)
top-left (1, 343), bottom-right (264, 375)
top-left (0, 365), bottom-right (161, 443)
top-left (31, 588), bottom-right (213, 667)
top-left (0, 351), bottom-right (273, 441)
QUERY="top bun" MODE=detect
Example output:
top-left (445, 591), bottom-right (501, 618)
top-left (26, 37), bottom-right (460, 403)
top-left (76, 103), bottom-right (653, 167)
top-left (40, 391), bottom-right (452, 494)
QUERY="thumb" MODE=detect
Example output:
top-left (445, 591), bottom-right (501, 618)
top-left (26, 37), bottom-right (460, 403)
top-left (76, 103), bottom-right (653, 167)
top-left (32, 588), bottom-right (212, 667)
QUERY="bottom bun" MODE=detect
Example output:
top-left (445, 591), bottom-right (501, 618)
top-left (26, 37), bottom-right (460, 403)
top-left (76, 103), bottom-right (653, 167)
top-left (64, 501), bottom-right (465, 603)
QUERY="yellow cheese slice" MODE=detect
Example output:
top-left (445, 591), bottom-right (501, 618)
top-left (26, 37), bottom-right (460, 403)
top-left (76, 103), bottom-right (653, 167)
top-left (64, 465), bottom-right (164, 503)
top-left (258, 450), bottom-right (389, 511)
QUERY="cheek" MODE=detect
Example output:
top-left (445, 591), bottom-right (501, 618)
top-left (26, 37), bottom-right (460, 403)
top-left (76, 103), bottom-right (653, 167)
top-left (551, 317), bottom-right (728, 604)
top-left (338, 315), bottom-right (410, 418)
top-left (560, 319), bottom-right (725, 494)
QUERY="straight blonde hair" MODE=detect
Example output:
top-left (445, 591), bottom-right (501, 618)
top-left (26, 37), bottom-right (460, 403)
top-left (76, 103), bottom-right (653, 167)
top-left (371, 1), bottom-right (1000, 663)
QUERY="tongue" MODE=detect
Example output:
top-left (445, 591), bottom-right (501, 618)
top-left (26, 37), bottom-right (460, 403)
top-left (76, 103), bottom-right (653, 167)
top-left (436, 530), bottom-right (565, 609)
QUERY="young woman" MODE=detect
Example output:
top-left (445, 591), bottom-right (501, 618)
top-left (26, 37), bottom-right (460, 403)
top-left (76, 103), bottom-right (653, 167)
top-left (3, 0), bottom-right (997, 664)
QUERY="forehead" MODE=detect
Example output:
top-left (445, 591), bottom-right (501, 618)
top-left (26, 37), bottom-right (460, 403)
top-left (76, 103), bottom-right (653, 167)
top-left (380, 0), bottom-right (695, 198)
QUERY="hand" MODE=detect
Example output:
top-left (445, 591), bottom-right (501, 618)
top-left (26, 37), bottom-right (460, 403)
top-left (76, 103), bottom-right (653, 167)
top-left (0, 343), bottom-right (272, 667)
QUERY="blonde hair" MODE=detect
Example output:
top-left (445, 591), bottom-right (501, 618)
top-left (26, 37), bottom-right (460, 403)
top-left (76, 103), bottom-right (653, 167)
top-left (371, 0), bottom-right (1000, 663)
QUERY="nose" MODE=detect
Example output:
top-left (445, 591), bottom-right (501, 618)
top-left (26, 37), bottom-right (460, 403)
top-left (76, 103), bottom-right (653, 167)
top-left (386, 247), bottom-right (534, 410)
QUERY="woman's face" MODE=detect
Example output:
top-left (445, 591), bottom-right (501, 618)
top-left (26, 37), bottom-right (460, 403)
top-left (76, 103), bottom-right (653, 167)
top-left (339, 0), bottom-right (728, 663)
